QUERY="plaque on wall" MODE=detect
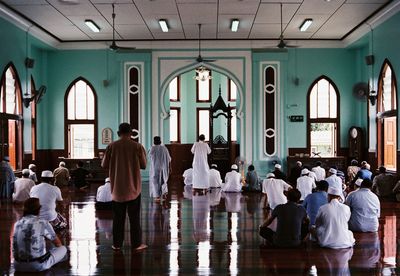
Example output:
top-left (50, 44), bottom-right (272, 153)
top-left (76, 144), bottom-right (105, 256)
top-left (102, 128), bottom-right (113, 145)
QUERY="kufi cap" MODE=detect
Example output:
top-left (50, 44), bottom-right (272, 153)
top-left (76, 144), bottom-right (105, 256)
top-left (22, 169), bottom-right (30, 175)
top-left (23, 198), bottom-right (41, 213)
top-left (41, 170), bottom-right (53, 178)
top-left (231, 164), bottom-right (238, 170)
top-left (365, 163), bottom-right (371, 170)
top-left (59, 161), bottom-right (66, 167)
top-left (211, 164), bottom-right (218, 168)
top-left (29, 164), bottom-right (36, 169)
top-left (327, 186), bottom-right (341, 196)
top-left (329, 168), bottom-right (337, 174)
top-left (355, 179), bottom-right (363, 187)
top-left (105, 177), bottom-right (111, 183)
top-left (3, 156), bottom-right (10, 162)
top-left (274, 164), bottom-right (281, 169)
top-left (267, 173), bottom-right (275, 178)
top-left (296, 161), bottom-right (302, 166)
top-left (301, 168), bottom-right (310, 175)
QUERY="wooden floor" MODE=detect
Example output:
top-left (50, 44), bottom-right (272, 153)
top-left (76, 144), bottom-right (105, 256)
top-left (0, 182), bottom-right (399, 275)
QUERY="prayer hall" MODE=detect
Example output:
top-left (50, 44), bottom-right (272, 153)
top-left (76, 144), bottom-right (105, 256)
top-left (1, 0), bottom-right (400, 274)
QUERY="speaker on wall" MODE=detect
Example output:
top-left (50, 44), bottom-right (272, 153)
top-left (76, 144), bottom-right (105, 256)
top-left (25, 57), bottom-right (35, 68)
top-left (365, 55), bottom-right (374, 66)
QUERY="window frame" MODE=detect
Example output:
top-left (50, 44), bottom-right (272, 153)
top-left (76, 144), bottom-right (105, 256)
top-left (169, 76), bottom-right (180, 102)
top-left (196, 71), bottom-right (212, 103)
top-left (307, 76), bottom-right (340, 157)
top-left (169, 106), bottom-right (181, 143)
top-left (64, 77), bottom-right (98, 158)
top-left (196, 107), bottom-right (210, 142)
top-left (228, 78), bottom-right (237, 102)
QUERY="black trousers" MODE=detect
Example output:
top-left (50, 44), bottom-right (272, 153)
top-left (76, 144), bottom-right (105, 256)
top-left (259, 223), bottom-right (309, 246)
top-left (112, 195), bottom-right (142, 248)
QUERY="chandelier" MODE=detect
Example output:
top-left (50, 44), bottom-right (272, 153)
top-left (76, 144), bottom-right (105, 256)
top-left (194, 66), bottom-right (212, 81)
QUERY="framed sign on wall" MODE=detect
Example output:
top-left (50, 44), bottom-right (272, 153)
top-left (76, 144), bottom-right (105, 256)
top-left (102, 128), bottom-right (113, 145)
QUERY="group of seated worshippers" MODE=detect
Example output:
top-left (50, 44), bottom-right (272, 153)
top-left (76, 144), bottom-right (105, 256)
top-left (259, 159), bottom-right (382, 249)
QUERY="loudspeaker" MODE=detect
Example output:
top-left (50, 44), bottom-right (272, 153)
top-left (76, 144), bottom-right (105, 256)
top-left (25, 58), bottom-right (35, 68)
top-left (365, 55), bottom-right (374, 66)
top-left (103, 80), bottom-right (109, 87)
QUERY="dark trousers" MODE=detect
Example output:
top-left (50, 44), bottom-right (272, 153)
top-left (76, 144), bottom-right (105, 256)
top-left (259, 223), bottom-right (309, 246)
top-left (112, 195), bottom-right (142, 248)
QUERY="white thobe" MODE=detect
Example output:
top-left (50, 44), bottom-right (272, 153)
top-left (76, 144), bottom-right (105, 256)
top-left (262, 178), bottom-right (292, 209)
top-left (149, 144), bottom-right (171, 197)
top-left (96, 182), bottom-right (112, 202)
top-left (297, 176), bottom-right (316, 200)
top-left (12, 178), bottom-right (35, 202)
top-left (223, 192), bottom-right (241, 212)
top-left (183, 168), bottom-right (193, 186)
top-left (209, 169), bottom-right (222, 188)
top-left (315, 199), bottom-right (355, 249)
top-left (222, 171), bottom-right (242, 192)
top-left (325, 174), bottom-right (344, 199)
top-left (191, 141), bottom-right (211, 189)
top-left (312, 166), bottom-right (326, 181)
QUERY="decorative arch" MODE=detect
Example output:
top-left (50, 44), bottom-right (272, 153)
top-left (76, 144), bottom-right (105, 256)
top-left (307, 75), bottom-right (340, 157)
top-left (64, 77), bottom-right (98, 158)
top-left (377, 59), bottom-right (398, 170)
top-left (0, 62), bottom-right (23, 169)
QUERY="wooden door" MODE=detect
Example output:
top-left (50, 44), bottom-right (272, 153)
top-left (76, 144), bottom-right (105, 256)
top-left (0, 119), bottom-right (8, 160)
top-left (384, 117), bottom-right (397, 170)
top-left (8, 120), bottom-right (16, 169)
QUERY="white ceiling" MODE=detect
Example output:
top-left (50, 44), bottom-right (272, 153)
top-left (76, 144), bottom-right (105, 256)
top-left (1, 0), bottom-right (391, 42)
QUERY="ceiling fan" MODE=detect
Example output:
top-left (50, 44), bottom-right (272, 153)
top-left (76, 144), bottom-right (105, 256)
top-left (193, 24), bottom-right (216, 63)
top-left (109, 4), bottom-right (136, 52)
top-left (277, 3), bottom-right (297, 49)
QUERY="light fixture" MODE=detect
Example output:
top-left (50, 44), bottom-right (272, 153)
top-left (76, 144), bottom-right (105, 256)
top-left (231, 19), bottom-right (239, 32)
top-left (299, 19), bottom-right (313, 32)
top-left (194, 66), bottom-right (213, 81)
top-left (159, 19), bottom-right (169, 32)
top-left (85, 19), bottom-right (100, 33)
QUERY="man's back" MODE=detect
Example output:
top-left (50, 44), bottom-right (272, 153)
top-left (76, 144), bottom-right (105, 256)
top-left (30, 183), bottom-right (62, 221)
top-left (296, 176), bottom-right (315, 200)
top-left (102, 138), bottom-right (146, 202)
top-left (53, 167), bottom-right (69, 186)
top-left (13, 178), bottom-right (35, 202)
top-left (312, 166), bottom-right (326, 181)
top-left (262, 179), bottom-right (291, 209)
top-left (209, 169), bottom-right (222, 188)
top-left (223, 171), bottom-right (242, 192)
top-left (149, 144), bottom-right (170, 170)
top-left (302, 191), bottom-right (327, 225)
top-left (373, 173), bottom-right (395, 197)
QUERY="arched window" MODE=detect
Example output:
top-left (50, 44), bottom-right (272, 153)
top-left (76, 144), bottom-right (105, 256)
top-left (65, 78), bottom-right (97, 158)
top-left (0, 63), bottom-right (23, 169)
top-left (377, 60), bottom-right (397, 170)
top-left (307, 76), bottom-right (340, 157)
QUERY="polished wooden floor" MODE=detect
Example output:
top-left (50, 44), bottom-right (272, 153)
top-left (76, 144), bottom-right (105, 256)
top-left (0, 182), bottom-right (399, 275)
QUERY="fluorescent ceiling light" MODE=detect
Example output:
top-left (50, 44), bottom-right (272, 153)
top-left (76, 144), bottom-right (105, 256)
top-left (231, 19), bottom-right (239, 32)
top-left (85, 20), bottom-right (100, 33)
top-left (159, 19), bottom-right (169, 32)
top-left (299, 19), bottom-right (313, 32)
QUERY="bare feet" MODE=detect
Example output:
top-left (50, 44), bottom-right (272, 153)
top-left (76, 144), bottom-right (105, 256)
top-left (133, 244), bottom-right (148, 251)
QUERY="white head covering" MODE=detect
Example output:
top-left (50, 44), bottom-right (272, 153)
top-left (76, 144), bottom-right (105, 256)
top-left (231, 164), bottom-right (238, 170)
top-left (41, 170), bottom-right (53, 178)
top-left (267, 173), bottom-right (275, 178)
top-left (301, 168), bottom-right (310, 175)
top-left (59, 161), bottom-right (66, 167)
top-left (105, 177), bottom-right (111, 183)
top-left (296, 161), bottom-right (302, 167)
top-left (355, 178), bottom-right (363, 187)
top-left (327, 186), bottom-right (341, 196)
top-left (29, 164), bottom-right (36, 169)
top-left (274, 164), bottom-right (282, 169)
top-left (329, 168), bottom-right (337, 174)
top-left (365, 163), bottom-right (371, 170)
top-left (211, 164), bottom-right (218, 169)
top-left (22, 169), bottom-right (30, 176)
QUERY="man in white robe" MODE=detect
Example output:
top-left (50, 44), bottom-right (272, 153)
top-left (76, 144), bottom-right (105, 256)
top-left (183, 168), bottom-right (193, 186)
top-left (312, 161), bottom-right (326, 181)
top-left (191, 134), bottom-right (211, 191)
top-left (222, 164), bottom-right (242, 192)
top-left (325, 168), bottom-right (344, 200)
top-left (262, 173), bottom-right (292, 209)
top-left (297, 168), bottom-right (316, 201)
top-left (209, 164), bottom-right (222, 188)
top-left (149, 136), bottom-right (171, 201)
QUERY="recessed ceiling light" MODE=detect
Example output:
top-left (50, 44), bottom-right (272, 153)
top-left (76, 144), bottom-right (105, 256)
top-left (85, 20), bottom-right (100, 33)
top-left (231, 19), bottom-right (239, 32)
top-left (299, 19), bottom-right (313, 32)
top-left (159, 19), bottom-right (169, 32)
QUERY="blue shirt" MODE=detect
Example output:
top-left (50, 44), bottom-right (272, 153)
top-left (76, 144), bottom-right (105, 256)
top-left (355, 169), bottom-right (372, 180)
top-left (302, 191), bottom-right (328, 225)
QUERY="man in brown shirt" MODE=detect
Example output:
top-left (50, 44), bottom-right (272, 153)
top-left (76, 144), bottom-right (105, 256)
top-left (101, 123), bottom-right (147, 251)
top-left (53, 161), bottom-right (70, 187)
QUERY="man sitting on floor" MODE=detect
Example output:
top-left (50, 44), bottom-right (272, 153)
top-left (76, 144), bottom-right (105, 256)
top-left (30, 171), bottom-right (67, 231)
top-left (346, 179), bottom-right (380, 232)
top-left (259, 189), bottom-right (309, 248)
top-left (302, 180), bottom-right (328, 226)
top-left (222, 164), bottom-right (242, 192)
top-left (372, 166), bottom-right (396, 199)
top-left (71, 161), bottom-right (91, 190)
top-left (312, 161), bottom-right (326, 182)
top-left (95, 177), bottom-right (112, 210)
top-left (272, 164), bottom-right (287, 182)
top-left (12, 169), bottom-right (35, 203)
top-left (262, 173), bottom-right (292, 209)
top-left (53, 161), bottom-right (70, 187)
top-left (12, 198), bottom-right (67, 272)
top-left (183, 168), bottom-right (193, 186)
top-left (209, 164), bottom-right (222, 188)
top-left (313, 186), bottom-right (355, 249)
top-left (243, 164), bottom-right (261, 192)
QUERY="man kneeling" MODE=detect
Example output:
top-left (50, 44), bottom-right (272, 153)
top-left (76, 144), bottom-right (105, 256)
top-left (259, 189), bottom-right (309, 247)
top-left (13, 198), bottom-right (67, 272)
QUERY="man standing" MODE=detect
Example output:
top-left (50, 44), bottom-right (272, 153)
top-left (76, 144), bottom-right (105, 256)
top-left (346, 179), bottom-right (380, 232)
top-left (53, 161), bottom-right (70, 187)
top-left (191, 134), bottom-right (211, 192)
top-left (0, 156), bottom-right (16, 199)
top-left (13, 169), bottom-right (35, 203)
top-left (12, 198), bottom-right (67, 272)
top-left (102, 123), bottom-right (147, 251)
top-left (149, 136), bottom-right (171, 201)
